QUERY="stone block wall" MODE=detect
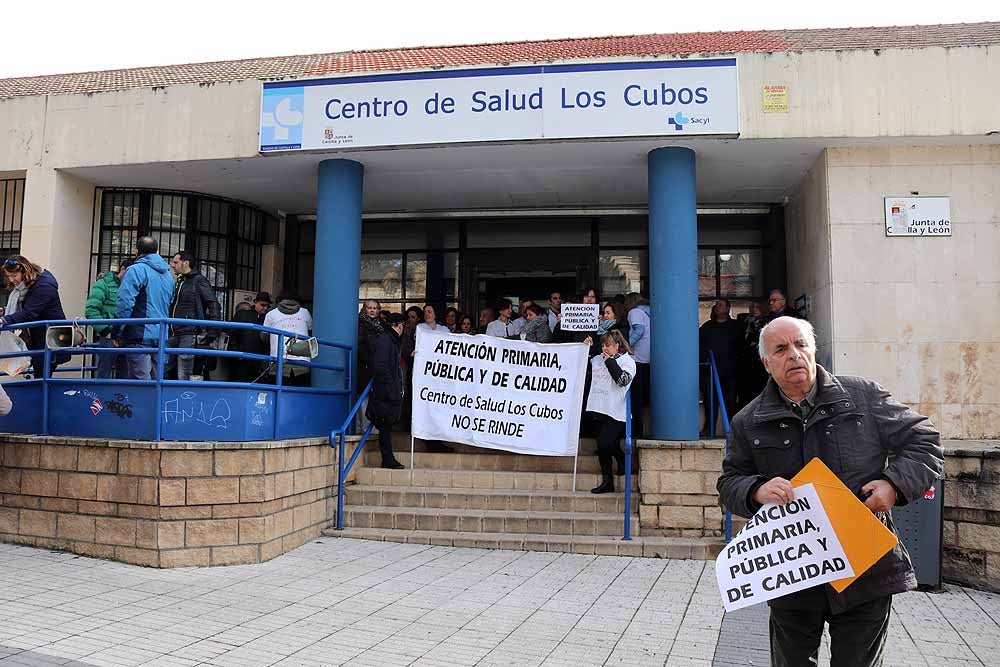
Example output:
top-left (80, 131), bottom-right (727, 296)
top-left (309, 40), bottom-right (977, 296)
top-left (0, 435), bottom-right (356, 567)
top-left (637, 440), bottom-right (725, 538)
top-left (942, 442), bottom-right (1000, 592)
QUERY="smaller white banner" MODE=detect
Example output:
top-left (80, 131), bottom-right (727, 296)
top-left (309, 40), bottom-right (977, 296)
top-left (715, 483), bottom-right (854, 612)
top-left (884, 196), bottom-right (951, 237)
top-left (559, 304), bottom-right (600, 332)
top-left (412, 330), bottom-right (588, 456)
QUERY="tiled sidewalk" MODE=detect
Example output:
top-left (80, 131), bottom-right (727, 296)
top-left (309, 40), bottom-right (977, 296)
top-left (0, 539), bottom-right (996, 667)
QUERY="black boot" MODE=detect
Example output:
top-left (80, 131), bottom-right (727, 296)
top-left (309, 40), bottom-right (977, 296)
top-left (382, 458), bottom-right (404, 470)
top-left (591, 474), bottom-right (614, 494)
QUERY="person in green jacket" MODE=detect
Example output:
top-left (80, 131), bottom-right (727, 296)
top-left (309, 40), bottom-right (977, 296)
top-left (85, 259), bottom-right (132, 378)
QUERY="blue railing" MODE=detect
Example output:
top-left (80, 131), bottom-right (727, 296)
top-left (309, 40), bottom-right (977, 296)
top-left (0, 317), bottom-right (353, 441)
top-left (705, 351), bottom-right (734, 540)
top-left (330, 379), bottom-right (375, 530)
top-left (623, 390), bottom-right (634, 541)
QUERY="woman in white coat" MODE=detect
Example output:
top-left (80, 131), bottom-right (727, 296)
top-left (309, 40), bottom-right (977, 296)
top-left (582, 329), bottom-right (635, 494)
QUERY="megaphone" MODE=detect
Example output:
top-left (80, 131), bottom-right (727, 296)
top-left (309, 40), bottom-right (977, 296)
top-left (46, 325), bottom-right (85, 349)
top-left (284, 337), bottom-right (318, 359)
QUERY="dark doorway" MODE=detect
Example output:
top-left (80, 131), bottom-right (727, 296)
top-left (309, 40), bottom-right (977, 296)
top-left (463, 246), bottom-right (593, 316)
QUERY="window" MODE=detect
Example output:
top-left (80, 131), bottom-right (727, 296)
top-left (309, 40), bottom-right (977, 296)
top-left (360, 254), bottom-right (403, 301)
top-left (698, 249), bottom-right (717, 298)
top-left (0, 178), bottom-right (25, 305)
top-left (357, 250), bottom-right (457, 313)
top-left (599, 250), bottom-right (646, 296)
top-left (96, 190), bottom-right (142, 275)
top-left (92, 189), bottom-right (266, 317)
top-left (0, 178), bottom-right (24, 258)
top-left (719, 249), bottom-right (762, 298)
top-left (698, 247), bottom-right (766, 323)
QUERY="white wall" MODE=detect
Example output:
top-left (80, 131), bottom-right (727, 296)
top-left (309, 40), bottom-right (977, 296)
top-left (20, 168), bottom-right (96, 318)
top-left (740, 46), bottom-right (1000, 139)
top-left (784, 152), bottom-right (834, 368)
top-left (809, 145), bottom-right (1000, 438)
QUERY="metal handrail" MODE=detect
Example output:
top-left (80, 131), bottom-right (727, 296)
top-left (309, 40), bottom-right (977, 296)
top-left (707, 351), bottom-right (734, 541)
top-left (622, 390), bottom-right (634, 541)
top-left (0, 316), bottom-right (354, 440)
top-left (331, 379), bottom-right (375, 531)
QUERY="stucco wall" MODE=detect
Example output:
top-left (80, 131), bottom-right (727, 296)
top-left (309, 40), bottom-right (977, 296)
top-left (739, 46), bottom-right (1000, 139)
top-left (784, 152), bottom-right (834, 368)
top-left (825, 146), bottom-right (1000, 438)
top-left (20, 168), bottom-right (95, 317)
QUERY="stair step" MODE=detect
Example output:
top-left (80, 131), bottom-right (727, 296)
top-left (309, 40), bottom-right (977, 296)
top-left (362, 450), bottom-right (608, 473)
top-left (321, 527), bottom-right (724, 559)
top-left (354, 468), bottom-right (639, 491)
top-left (345, 485), bottom-right (630, 513)
top-left (380, 434), bottom-right (601, 455)
top-left (342, 505), bottom-right (639, 536)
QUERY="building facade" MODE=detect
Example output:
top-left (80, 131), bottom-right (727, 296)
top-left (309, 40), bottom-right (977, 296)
top-left (1, 23), bottom-right (998, 439)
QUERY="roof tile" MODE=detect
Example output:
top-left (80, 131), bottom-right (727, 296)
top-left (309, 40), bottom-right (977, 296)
top-left (1, 22), bottom-right (997, 100)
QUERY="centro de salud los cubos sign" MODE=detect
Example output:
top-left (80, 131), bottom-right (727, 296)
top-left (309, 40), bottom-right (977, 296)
top-left (259, 59), bottom-right (739, 152)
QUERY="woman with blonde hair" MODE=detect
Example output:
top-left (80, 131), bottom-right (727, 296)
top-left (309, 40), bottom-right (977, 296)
top-left (0, 256), bottom-right (68, 378)
top-left (582, 328), bottom-right (635, 494)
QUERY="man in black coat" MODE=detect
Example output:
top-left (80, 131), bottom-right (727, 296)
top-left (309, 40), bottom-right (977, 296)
top-left (699, 299), bottom-right (743, 431)
top-left (718, 317), bottom-right (943, 666)
top-left (168, 251), bottom-right (221, 380)
top-left (369, 312), bottom-right (405, 469)
top-left (766, 288), bottom-right (802, 322)
top-left (230, 292), bottom-right (270, 383)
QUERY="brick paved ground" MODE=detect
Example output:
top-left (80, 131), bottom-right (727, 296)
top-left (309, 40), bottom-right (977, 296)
top-left (0, 539), bottom-right (997, 667)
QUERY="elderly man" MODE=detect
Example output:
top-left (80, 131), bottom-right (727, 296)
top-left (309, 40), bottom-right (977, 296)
top-left (766, 288), bottom-right (800, 322)
top-left (717, 316), bottom-right (943, 667)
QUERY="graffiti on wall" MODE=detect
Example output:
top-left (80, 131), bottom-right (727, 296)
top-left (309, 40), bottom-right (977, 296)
top-left (162, 391), bottom-right (232, 429)
top-left (64, 389), bottom-right (133, 419)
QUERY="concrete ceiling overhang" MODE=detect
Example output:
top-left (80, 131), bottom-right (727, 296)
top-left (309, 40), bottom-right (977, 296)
top-left (64, 135), bottom-right (998, 216)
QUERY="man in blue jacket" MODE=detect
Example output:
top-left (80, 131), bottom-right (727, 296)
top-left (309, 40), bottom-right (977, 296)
top-left (113, 237), bottom-right (175, 380)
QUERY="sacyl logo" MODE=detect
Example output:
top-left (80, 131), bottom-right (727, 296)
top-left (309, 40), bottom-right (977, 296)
top-left (668, 112), bottom-right (690, 131)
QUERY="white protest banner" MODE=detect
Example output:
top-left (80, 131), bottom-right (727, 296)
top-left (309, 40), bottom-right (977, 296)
top-left (559, 304), bottom-right (600, 332)
top-left (412, 330), bottom-right (588, 456)
top-left (715, 483), bottom-right (854, 612)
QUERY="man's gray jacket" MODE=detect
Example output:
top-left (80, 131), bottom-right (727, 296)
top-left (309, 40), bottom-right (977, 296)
top-left (717, 365), bottom-right (944, 614)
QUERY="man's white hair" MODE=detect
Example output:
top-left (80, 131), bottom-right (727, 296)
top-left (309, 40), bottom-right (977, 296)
top-left (758, 317), bottom-right (817, 360)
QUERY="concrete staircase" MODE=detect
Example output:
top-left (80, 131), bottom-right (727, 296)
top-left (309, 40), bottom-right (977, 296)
top-left (322, 438), bottom-right (718, 558)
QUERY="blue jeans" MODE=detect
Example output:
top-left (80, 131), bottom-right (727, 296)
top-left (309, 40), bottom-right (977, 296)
top-left (166, 334), bottom-right (196, 380)
top-left (124, 342), bottom-right (157, 380)
top-left (94, 337), bottom-right (126, 379)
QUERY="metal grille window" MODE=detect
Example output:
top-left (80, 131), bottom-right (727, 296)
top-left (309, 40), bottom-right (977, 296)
top-left (0, 178), bottom-right (24, 258)
top-left (96, 190), bottom-right (141, 275)
top-left (0, 177), bottom-right (25, 306)
top-left (149, 194), bottom-right (187, 260)
top-left (197, 198), bottom-right (231, 315)
top-left (91, 189), bottom-right (265, 316)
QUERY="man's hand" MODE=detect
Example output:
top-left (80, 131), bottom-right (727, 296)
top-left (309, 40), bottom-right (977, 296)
top-left (753, 477), bottom-right (795, 506)
top-left (112, 339), bottom-right (121, 348)
top-left (861, 479), bottom-right (897, 513)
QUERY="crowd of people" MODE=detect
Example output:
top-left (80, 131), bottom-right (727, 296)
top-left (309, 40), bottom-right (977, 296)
top-left (0, 236), bottom-right (313, 385)
top-left (2, 237), bottom-right (804, 455)
top-left (698, 288), bottom-right (806, 434)
top-left (356, 288), bottom-right (654, 485)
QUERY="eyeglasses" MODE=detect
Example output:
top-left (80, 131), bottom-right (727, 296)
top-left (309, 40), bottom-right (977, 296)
top-left (769, 298), bottom-right (784, 303)
top-left (3, 258), bottom-right (20, 268)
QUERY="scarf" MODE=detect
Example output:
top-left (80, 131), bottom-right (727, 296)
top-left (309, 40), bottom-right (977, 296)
top-left (360, 311), bottom-right (384, 335)
top-left (597, 319), bottom-right (615, 335)
top-left (5, 283), bottom-right (27, 318)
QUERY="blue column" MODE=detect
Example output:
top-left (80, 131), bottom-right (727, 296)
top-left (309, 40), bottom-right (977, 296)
top-left (313, 159), bottom-right (364, 389)
top-left (648, 147), bottom-right (699, 440)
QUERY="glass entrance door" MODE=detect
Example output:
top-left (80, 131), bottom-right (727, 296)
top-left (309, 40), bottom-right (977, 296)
top-left (462, 246), bottom-right (593, 317)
